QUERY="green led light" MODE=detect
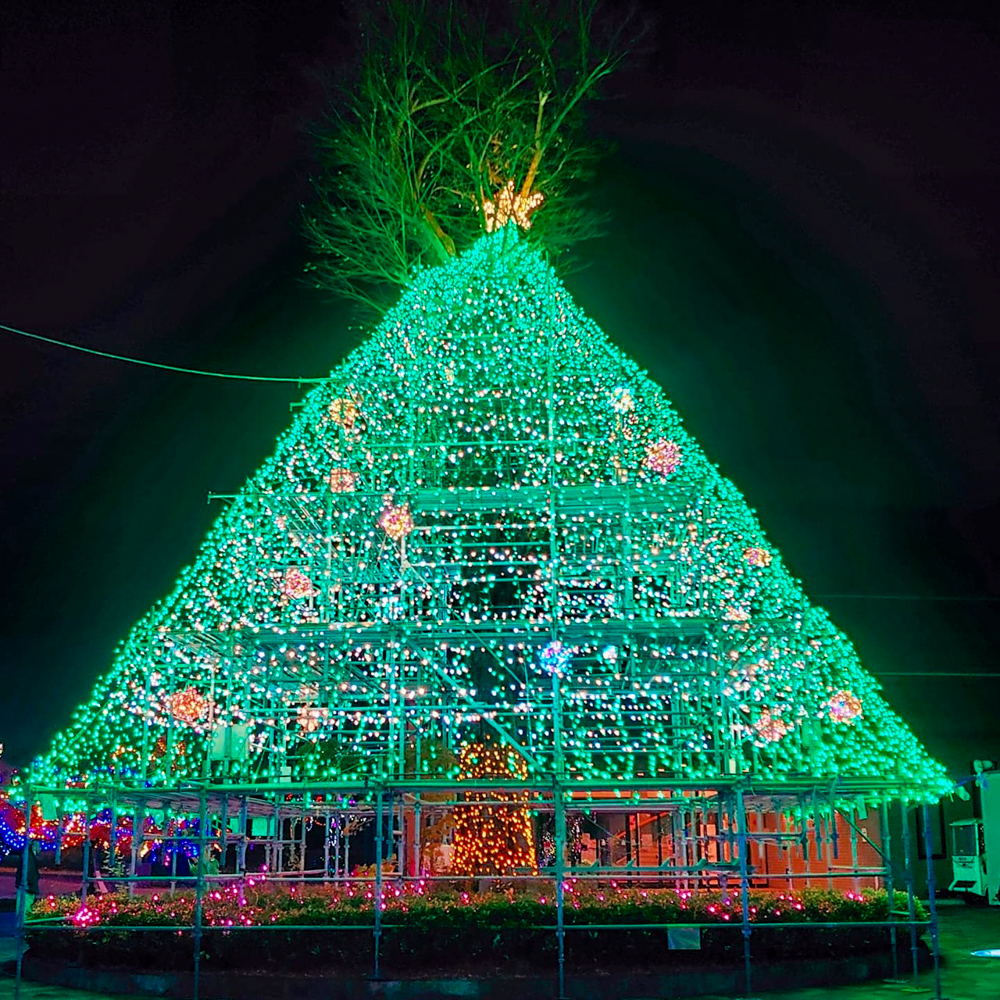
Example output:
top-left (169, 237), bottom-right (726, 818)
top-left (31, 228), bottom-right (949, 803)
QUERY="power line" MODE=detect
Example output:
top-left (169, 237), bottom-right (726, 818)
top-left (817, 593), bottom-right (1000, 603)
top-left (1, 322), bottom-right (328, 383)
top-left (5, 325), bottom-right (1000, 609)
top-left (876, 671), bottom-right (1000, 678)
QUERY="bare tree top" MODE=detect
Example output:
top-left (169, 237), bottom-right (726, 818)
top-left (304, 0), bottom-right (637, 316)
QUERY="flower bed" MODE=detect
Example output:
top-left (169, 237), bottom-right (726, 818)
top-left (28, 882), bottom-right (922, 974)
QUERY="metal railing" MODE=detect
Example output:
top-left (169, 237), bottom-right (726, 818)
top-left (9, 780), bottom-right (943, 1000)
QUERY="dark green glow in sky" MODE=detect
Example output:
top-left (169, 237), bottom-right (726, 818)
top-left (1, 1), bottom-right (998, 780)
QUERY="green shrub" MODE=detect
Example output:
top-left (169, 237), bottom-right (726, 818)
top-left (27, 883), bottom-right (922, 973)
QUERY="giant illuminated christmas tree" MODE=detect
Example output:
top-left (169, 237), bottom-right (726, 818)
top-left (34, 227), bottom-right (948, 803)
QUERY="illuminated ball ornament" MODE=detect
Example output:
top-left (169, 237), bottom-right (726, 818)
top-left (328, 468), bottom-right (358, 493)
top-left (282, 568), bottom-right (314, 600)
top-left (379, 503), bottom-right (414, 542)
top-left (539, 640), bottom-right (572, 677)
top-left (827, 689), bottom-right (864, 724)
top-left (644, 438), bottom-right (682, 477)
top-left (753, 709), bottom-right (790, 744)
top-left (329, 396), bottom-right (362, 430)
top-left (167, 688), bottom-right (208, 725)
top-left (297, 704), bottom-right (329, 733)
top-left (610, 385), bottom-right (635, 414)
top-left (743, 546), bottom-right (772, 568)
top-left (726, 660), bottom-right (757, 695)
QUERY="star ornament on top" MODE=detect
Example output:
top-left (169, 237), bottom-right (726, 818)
top-left (483, 180), bottom-right (545, 232)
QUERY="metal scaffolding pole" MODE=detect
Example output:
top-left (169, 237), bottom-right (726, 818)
top-left (735, 787), bottom-right (753, 998)
top-left (53, 807), bottom-right (63, 867)
top-left (81, 802), bottom-right (92, 906)
top-left (550, 622), bottom-right (568, 1000)
top-left (219, 795), bottom-right (229, 873)
top-left (108, 791), bottom-right (118, 891)
top-left (170, 805), bottom-right (179, 894)
top-left (238, 796), bottom-right (248, 875)
top-left (921, 804), bottom-right (943, 1000)
top-left (555, 782), bottom-right (567, 1000)
top-left (899, 801), bottom-right (920, 981)
top-left (413, 795), bottom-right (422, 879)
top-left (848, 807), bottom-right (860, 894)
top-left (394, 792), bottom-right (404, 879)
top-left (334, 812), bottom-right (342, 880)
top-left (323, 809), bottom-right (331, 877)
top-left (272, 800), bottom-right (281, 875)
top-left (374, 789), bottom-right (384, 980)
top-left (881, 800), bottom-right (899, 981)
top-left (344, 814), bottom-right (351, 879)
top-left (299, 797), bottom-right (308, 881)
top-left (13, 786), bottom-right (32, 1000)
top-left (192, 786), bottom-right (208, 1000)
top-left (129, 804), bottom-right (141, 898)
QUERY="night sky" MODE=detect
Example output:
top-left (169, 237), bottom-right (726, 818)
top-left (2, 2), bottom-right (998, 783)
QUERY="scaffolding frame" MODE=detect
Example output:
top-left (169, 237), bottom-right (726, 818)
top-left (23, 237), bottom-right (949, 999)
top-left (12, 776), bottom-right (943, 1000)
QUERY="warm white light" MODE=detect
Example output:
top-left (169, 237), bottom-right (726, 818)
top-left (483, 180), bottom-right (545, 232)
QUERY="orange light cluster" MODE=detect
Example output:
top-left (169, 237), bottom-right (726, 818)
top-left (379, 503), bottom-right (414, 541)
top-left (743, 546), bottom-right (773, 568)
top-left (827, 689), bottom-right (864, 724)
top-left (167, 687), bottom-right (208, 725)
top-left (451, 741), bottom-right (537, 877)
top-left (282, 568), bottom-right (314, 599)
top-left (297, 703), bottom-right (329, 733)
top-left (753, 709), bottom-right (790, 744)
top-left (328, 396), bottom-right (362, 429)
top-left (328, 467), bottom-right (358, 492)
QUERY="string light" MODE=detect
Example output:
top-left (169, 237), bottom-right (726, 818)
top-left (281, 568), bottom-right (314, 600)
top-left (643, 438), bottom-right (682, 477)
top-left (27, 229), bottom-right (947, 804)
top-left (167, 688), bottom-right (208, 725)
top-left (482, 181), bottom-right (545, 232)
top-left (827, 690), bottom-right (864, 725)
top-left (451, 741), bottom-right (537, 877)
top-left (378, 503), bottom-right (414, 542)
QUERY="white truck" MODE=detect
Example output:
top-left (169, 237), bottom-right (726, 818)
top-left (949, 763), bottom-right (1000, 905)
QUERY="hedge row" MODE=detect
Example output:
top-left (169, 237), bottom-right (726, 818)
top-left (28, 885), bottom-right (923, 973)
